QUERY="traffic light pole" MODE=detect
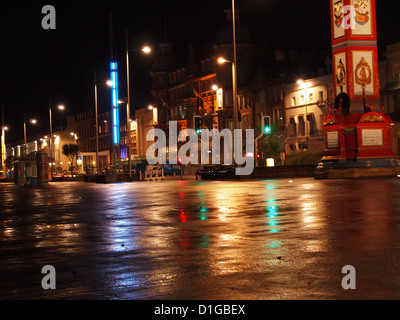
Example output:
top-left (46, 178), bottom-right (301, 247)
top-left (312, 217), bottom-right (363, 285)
top-left (255, 113), bottom-right (265, 168)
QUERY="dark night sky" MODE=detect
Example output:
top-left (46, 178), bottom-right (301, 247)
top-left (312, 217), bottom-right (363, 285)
top-left (0, 0), bottom-right (398, 144)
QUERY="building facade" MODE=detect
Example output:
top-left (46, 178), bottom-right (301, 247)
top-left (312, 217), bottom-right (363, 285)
top-left (11, 116), bottom-right (77, 174)
top-left (284, 74), bottom-right (334, 154)
top-left (379, 42), bottom-right (400, 155)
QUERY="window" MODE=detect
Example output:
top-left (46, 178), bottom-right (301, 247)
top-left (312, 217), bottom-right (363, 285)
top-left (298, 116), bottom-right (305, 136)
top-left (307, 114), bottom-right (317, 136)
top-left (288, 117), bottom-right (297, 137)
top-left (300, 95), bottom-right (305, 105)
top-left (319, 91), bottom-right (324, 103)
top-left (309, 93), bottom-right (314, 103)
top-left (291, 97), bottom-right (296, 106)
top-left (242, 113), bottom-right (251, 130)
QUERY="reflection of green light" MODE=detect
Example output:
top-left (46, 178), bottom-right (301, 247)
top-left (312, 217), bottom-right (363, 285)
top-left (266, 202), bottom-right (280, 233)
top-left (267, 241), bottom-right (281, 248)
top-left (199, 235), bottom-right (210, 248)
top-left (200, 204), bottom-right (208, 220)
top-left (269, 220), bottom-right (277, 226)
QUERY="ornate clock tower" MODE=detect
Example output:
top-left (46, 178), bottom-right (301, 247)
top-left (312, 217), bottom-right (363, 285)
top-left (330, 0), bottom-right (380, 112)
top-left (315, 0), bottom-right (400, 179)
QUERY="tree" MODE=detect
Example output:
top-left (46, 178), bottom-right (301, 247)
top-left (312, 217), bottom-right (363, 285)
top-left (258, 118), bottom-right (285, 165)
top-left (62, 144), bottom-right (80, 173)
top-left (260, 136), bottom-right (283, 164)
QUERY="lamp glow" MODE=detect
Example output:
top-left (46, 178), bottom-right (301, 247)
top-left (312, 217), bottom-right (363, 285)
top-left (142, 46), bottom-right (151, 54)
top-left (218, 57), bottom-right (229, 64)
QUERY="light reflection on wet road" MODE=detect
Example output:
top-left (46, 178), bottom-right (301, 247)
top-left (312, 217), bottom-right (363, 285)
top-left (1, 177), bottom-right (400, 299)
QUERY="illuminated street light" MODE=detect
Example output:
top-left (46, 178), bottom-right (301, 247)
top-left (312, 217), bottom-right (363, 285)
top-left (297, 79), bottom-right (312, 151)
top-left (23, 115), bottom-right (37, 156)
top-left (126, 27), bottom-right (152, 179)
top-left (1, 125), bottom-right (8, 177)
top-left (142, 46), bottom-right (151, 54)
top-left (49, 99), bottom-right (65, 179)
top-left (218, 56), bottom-right (238, 130)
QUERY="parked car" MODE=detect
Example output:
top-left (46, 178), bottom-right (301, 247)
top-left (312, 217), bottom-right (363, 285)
top-left (196, 164), bottom-right (237, 180)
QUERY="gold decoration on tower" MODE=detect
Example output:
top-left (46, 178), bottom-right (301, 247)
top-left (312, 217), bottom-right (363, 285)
top-left (355, 57), bottom-right (372, 86)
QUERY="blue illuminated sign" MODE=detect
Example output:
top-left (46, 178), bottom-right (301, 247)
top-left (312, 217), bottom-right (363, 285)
top-left (110, 61), bottom-right (120, 145)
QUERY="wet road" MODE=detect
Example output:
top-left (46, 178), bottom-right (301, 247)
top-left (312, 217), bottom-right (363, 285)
top-left (1, 177), bottom-right (400, 300)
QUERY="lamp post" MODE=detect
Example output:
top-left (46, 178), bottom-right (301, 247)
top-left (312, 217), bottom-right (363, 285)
top-left (94, 71), bottom-right (112, 174)
top-left (231, 0), bottom-right (238, 131)
top-left (297, 79), bottom-right (311, 151)
top-left (1, 126), bottom-right (7, 177)
top-left (49, 99), bottom-right (65, 179)
top-left (218, 57), bottom-right (238, 131)
top-left (23, 115), bottom-right (37, 156)
top-left (125, 27), bottom-right (151, 179)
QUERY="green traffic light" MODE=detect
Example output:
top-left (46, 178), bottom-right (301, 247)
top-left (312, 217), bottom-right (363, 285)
top-left (264, 127), bottom-right (271, 134)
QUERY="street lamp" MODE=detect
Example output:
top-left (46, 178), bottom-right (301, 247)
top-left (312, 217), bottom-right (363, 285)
top-left (231, 0), bottom-right (238, 131)
top-left (49, 100), bottom-right (65, 179)
top-left (1, 126), bottom-right (8, 177)
top-left (218, 56), bottom-right (238, 131)
top-left (126, 27), bottom-right (152, 179)
top-left (23, 116), bottom-right (37, 156)
top-left (297, 79), bottom-right (312, 151)
top-left (94, 71), bottom-right (112, 174)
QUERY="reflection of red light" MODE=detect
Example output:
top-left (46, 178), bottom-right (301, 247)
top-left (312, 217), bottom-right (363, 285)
top-left (180, 209), bottom-right (187, 223)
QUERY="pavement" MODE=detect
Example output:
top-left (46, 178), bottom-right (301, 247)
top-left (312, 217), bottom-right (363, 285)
top-left (1, 177), bottom-right (400, 301)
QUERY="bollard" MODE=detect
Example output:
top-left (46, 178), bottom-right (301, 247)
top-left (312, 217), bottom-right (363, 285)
top-left (161, 168), bottom-right (164, 181)
top-left (139, 170), bottom-right (142, 181)
top-left (155, 170), bottom-right (158, 181)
